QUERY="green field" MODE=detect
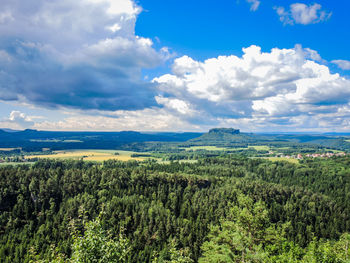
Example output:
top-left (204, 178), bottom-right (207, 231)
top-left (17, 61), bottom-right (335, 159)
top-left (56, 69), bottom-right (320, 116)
top-left (272, 147), bottom-right (291, 150)
top-left (325, 148), bottom-right (343, 153)
top-left (30, 139), bottom-right (83, 143)
top-left (248, 145), bottom-right (270, 151)
top-left (0, 162), bottom-right (35, 166)
top-left (181, 145), bottom-right (270, 152)
top-left (181, 146), bottom-right (231, 151)
top-left (158, 159), bottom-right (198, 164)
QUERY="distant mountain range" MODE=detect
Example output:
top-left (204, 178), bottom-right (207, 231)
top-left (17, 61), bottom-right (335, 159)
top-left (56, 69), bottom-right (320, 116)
top-left (0, 129), bottom-right (203, 151)
top-left (0, 128), bottom-right (21, 133)
top-left (187, 128), bottom-right (350, 150)
top-left (1, 127), bottom-right (350, 151)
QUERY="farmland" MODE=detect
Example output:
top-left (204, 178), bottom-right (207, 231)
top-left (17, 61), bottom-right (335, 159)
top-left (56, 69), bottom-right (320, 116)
top-left (0, 148), bottom-right (21, 151)
top-left (248, 145), bottom-right (270, 151)
top-left (181, 145), bottom-right (232, 151)
top-left (264, 156), bottom-right (300, 164)
top-left (25, 149), bottom-right (148, 162)
top-left (181, 145), bottom-right (271, 151)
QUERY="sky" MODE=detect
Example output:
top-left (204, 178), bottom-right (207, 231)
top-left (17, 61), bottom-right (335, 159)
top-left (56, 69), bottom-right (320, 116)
top-left (0, 0), bottom-right (350, 132)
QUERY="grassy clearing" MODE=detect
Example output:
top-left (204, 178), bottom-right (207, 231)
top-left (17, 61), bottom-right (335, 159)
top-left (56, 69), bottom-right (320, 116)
top-left (265, 157), bottom-right (299, 164)
top-left (228, 147), bottom-right (250, 151)
top-left (325, 148), bottom-right (343, 153)
top-left (181, 145), bottom-right (271, 152)
top-left (26, 149), bottom-right (147, 162)
top-left (0, 148), bottom-right (21, 151)
top-left (158, 159), bottom-right (198, 164)
top-left (181, 146), bottom-right (230, 151)
top-left (0, 162), bottom-right (35, 166)
top-left (30, 139), bottom-right (61, 142)
top-left (30, 139), bottom-right (83, 143)
top-left (273, 147), bottom-right (291, 150)
top-left (248, 145), bottom-right (270, 151)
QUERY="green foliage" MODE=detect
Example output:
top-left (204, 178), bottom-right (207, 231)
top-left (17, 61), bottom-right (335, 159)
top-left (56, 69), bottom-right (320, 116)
top-left (152, 239), bottom-right (193, 263)
top-left (70, 214), bottom-right (129, 263)
top-left (1, 157), bottom-right (350, 262)
top-left (199, 196), bottom-right (350, 262)
top-left (199, 195), bottom-right (280, 262)
top-left (301, 233), bottom-right (350, 263)
top-left (27, 213), bottom-right (130, 263)
top-left (28, 245), bottom-right (68, 263)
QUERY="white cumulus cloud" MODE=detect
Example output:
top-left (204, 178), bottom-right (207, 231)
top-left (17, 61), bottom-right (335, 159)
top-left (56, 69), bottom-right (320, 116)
top-left (332, 60), bottom-right (350, 70)
top-left (32, 108), bottom-right (201, 132)
top-left (153, 45), bottom-right (350, 131)
top-left (0, 0), bottom-right (168, 111)
top-left (275, 3), bottom-right (331, 25)
top-left (0, 111), bottom-right (41, 129)
top-left (6, 43), bottom-right (350, 132)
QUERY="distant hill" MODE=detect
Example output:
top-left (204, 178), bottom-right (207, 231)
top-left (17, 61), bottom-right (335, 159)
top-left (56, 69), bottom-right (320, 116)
top-left (208, 128), bottom-right (240, 135)
top-left (189, 127), bottom-right (272, 145)
top-left (185, 128), bottom-right (350, 150)
top-left (2, 127), bottom-right (350, 151)
top-left (0, 128), bottom-right (21, 133)
top-left (0, 129), bottom-right (203, 151)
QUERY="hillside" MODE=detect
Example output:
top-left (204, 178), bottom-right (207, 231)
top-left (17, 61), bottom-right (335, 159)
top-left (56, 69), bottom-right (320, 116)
top-left (0, 129), bottom-right (203, 151)
top-left (189, 128), bottom-right (276, 145)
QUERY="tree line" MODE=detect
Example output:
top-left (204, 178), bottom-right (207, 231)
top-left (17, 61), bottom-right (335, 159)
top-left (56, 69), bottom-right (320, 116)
top-left (0, 157), bottom-right (350, 262)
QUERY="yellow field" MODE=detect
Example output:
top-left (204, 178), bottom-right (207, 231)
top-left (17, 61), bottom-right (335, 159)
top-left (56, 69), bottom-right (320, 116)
top-left (265, 157), bottom-right (299, 164)
top-left (0, 148), bottom-right (21, 151)
top-left (26, 150), bottom-right (146, 162)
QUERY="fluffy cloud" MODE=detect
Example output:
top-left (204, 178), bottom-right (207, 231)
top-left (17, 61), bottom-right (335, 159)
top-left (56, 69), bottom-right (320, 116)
top-left (219, 103), bottom-right (350, 132)
top-left (153, 45), bottom-right (350, 131)
top-left (6, 43), bottom-right (350, 132)
top-left (246, 0), bottom-right (260, 11)
top-left (0, 0), bottom-right (168, 111)
top-left (332, 60), bottom-right (350, 70)
top-left (275, 3), bottom-right (331, 25)
top-left (32, 108), bottom-right (201, 131)
top-left (0, 111), bottom-right (37, 129)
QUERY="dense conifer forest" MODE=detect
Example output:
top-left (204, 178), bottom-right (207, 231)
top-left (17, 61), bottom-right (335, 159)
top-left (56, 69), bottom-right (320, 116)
top-left (1, 156), bottom-right (350, 262)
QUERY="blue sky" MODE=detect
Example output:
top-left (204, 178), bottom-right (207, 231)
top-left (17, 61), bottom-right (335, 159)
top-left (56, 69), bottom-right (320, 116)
top-left (0, 0), bottom-right (350, 132)
top-left (136, 0), bottom-right (349, 61)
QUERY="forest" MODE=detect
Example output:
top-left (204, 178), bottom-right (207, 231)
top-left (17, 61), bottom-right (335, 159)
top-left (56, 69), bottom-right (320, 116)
top-left (1, 155), bottom-right (350, 262)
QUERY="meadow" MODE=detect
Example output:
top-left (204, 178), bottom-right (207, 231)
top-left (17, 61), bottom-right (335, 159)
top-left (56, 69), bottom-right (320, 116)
top-left (247, 145), bottom-right (270, 151)
top-left (181, 145), bottom-right (271, 151)
top-left (181, 146), bottom-right (231, 151)
top-left (26, 149), bottom-right (147, 162)
top-left (264, 156), bottom-right (300, 164)
top-left (0, 148), bottom-right (21, 151)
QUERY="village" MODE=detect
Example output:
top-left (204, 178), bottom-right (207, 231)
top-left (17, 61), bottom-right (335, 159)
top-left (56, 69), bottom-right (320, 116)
top-left (269, 151), bottom-right (348, 160)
